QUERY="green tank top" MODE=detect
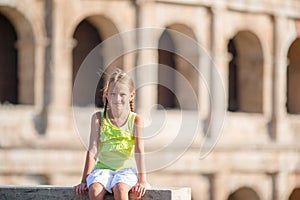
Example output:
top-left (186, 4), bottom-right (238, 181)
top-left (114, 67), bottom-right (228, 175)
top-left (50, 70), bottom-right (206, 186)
top-left (95, 111), bottom-right (137, 171)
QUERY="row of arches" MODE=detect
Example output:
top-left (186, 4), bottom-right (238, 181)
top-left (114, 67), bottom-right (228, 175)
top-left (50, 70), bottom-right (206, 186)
top-left (0, 6), bottom-right (35, 106)
top-left (71, 19), bottom-right (199, 109)
top-left (227, 186), bottom-right (300, 200)
top-left (1, 11), bottom-right (300, 113)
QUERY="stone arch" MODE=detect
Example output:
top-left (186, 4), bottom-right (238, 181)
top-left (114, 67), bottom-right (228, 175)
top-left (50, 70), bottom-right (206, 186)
top-left (0, 6), bottom-right (35, 105)
top-left (228, 187), bottom-right (261, 200)
top-left (286, 38), bottom-right (300, 114)
top-left (227, 30), bottom-right (264, 113)
top-left (158, 24), bottom-right (199, 110)
top-left (71, 15), bottom-right (124, 107)
top-left (289, 187), bottom-right (300, 200)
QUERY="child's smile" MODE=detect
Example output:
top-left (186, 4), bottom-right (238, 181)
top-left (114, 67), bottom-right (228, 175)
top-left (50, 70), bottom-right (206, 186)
top-left (106, 82), bottom-right (135, 117)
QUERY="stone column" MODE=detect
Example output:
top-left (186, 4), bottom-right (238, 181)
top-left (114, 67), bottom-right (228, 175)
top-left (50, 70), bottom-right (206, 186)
top-left (46, 0), bottom-right (73, 139)
top-left (214, 172), bottom-right (228, 200)
top-left (50, 0), bottom-right (72, 109)
top-left (34, 37), bottom-right (48, 110)
top-left (207, 7), bottom-right (226, 142)
top-left (31, 37), bottom-right (48, 134)
top-left (133, 0), bottom-right (160, 113)
top-left (199, 39), bottom-right (212, 120)
top-left (270, 14), bottom-right (285, 141)
top-left (31, 0), bottom-right (54, 135)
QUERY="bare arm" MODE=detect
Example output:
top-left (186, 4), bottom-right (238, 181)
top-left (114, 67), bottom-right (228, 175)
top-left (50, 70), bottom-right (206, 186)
top-left (133, 114), bottom-right (147, 198)
top-left (74, 112), bottom-right (101, 195)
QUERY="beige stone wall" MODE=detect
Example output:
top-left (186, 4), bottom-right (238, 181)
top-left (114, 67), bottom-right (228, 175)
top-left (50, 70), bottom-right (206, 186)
top-left (1, 0), bottom-right (300, 199)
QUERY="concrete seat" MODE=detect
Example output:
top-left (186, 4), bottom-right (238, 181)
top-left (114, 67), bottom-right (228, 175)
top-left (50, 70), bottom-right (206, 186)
top-left (0, 186), bottom-right (191, 200)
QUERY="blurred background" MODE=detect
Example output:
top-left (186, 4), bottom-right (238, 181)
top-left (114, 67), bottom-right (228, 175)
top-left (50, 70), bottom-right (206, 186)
top-left (1, 0), bottom-right (300, 199)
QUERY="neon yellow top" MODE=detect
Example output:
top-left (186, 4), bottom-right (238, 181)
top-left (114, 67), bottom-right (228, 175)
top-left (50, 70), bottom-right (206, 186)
top-left (95, 111), bottom-right (137, 171)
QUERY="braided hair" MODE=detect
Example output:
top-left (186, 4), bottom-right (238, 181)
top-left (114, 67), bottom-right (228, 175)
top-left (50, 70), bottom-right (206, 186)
top-left (101, 68), bottom-right (135, 131)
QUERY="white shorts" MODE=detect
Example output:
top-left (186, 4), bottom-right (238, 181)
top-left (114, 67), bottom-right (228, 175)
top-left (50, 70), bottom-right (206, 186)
top-left (86, 168), bottom-right (138, 193)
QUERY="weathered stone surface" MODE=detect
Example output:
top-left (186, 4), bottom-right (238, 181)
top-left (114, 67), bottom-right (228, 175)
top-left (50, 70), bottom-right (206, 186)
top-left (0, 186), bottom-right (191, 200)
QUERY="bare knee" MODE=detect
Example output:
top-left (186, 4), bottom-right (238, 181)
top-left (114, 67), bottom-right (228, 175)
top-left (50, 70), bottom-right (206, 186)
top-left (89, 183), bottom-right (107, 200)
top-left (113, 183), bottom-right (131, 198)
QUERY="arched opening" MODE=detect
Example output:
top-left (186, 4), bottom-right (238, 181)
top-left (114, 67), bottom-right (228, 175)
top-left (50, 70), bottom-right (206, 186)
top-left (158, 30), bottom-right (177, 109)
top-left (0, 7), bottom-right (36, 105)
top-left (227, 31), bottom-right (264, 113)
top-left (228, 187), bottom-right (260, 200)
top-left (0, 13), bottom-right (18, 104)
top-left (287, 38), bottom-right (300, 114)
top-left (72, 16), bottom-right (124, 108)
top-left (72, 19), bottom-right (103, 107)
top-left (158, 24), bottom-right (199, 110)
top-left (289, 188), bottom-right (300, 200)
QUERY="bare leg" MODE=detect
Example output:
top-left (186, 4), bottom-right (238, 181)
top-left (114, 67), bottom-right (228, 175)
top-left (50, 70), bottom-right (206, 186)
top-left (112, 182), bottom-right (131, 200)
top-left (89, 182), bottom-right (107, 200)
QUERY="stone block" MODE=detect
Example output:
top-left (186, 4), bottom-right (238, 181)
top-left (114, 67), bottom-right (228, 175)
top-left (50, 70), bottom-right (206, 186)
top-left (0, 186), bottom-right (191, 200)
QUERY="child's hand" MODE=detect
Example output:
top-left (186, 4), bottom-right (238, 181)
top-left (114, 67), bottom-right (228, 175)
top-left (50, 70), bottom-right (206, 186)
top-left (132, 181), bottom-right (147, 199)
top-left (73, 182), bottom-right (88, 196)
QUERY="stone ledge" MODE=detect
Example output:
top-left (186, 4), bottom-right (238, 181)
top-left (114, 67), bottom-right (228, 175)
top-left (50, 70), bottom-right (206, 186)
top-left (0, 186), bottom-right (191, 200)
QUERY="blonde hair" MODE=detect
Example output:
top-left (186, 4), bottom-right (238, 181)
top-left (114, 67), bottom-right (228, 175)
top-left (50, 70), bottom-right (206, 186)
top-left (101, 68), bottom-right (135, 129)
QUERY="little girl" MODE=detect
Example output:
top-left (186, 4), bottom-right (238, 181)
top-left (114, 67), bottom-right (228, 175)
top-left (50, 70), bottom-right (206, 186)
top-left (74, 68), bottom-right (148, 200)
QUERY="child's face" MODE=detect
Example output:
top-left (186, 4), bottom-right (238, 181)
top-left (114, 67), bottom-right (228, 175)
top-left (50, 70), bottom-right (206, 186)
top-left (106, 82), bottom-right (135, 111)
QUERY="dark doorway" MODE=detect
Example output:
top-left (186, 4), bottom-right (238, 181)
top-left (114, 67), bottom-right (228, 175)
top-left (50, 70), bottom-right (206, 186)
top-left (72, 19), bottom-right (104, 107)
top-left (0, 13), bottom-right (18, 104)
